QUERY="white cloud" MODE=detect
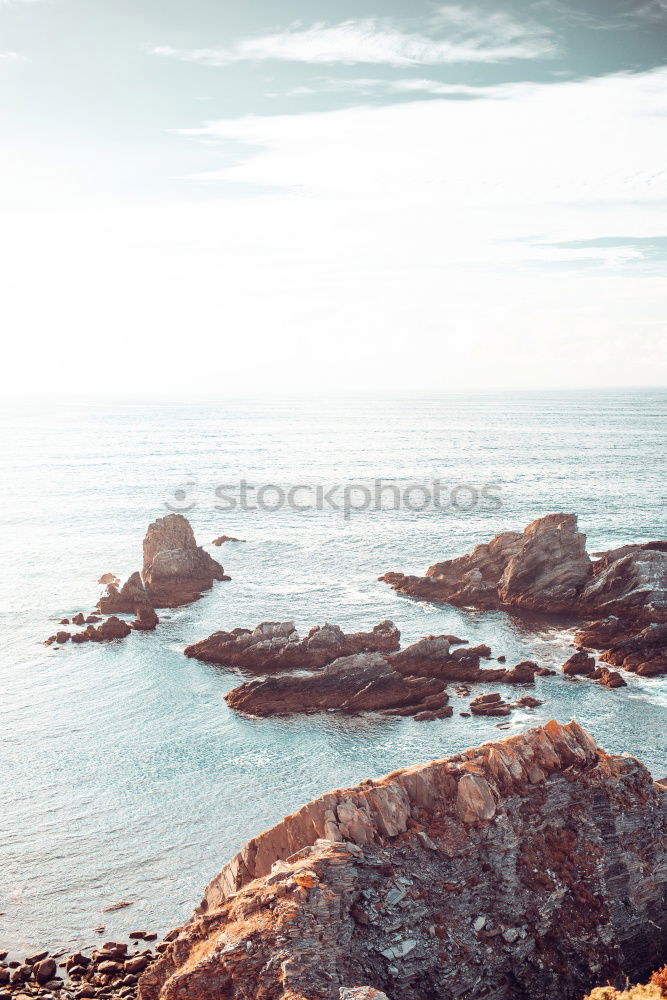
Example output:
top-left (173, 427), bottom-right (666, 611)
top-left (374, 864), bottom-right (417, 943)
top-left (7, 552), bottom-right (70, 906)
top-left (148, 8), bottom-right (555, 68)
top-left (1, 68), bottom-right (666, 398)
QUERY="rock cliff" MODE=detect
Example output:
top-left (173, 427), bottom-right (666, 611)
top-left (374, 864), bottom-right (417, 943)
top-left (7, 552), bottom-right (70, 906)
top-left (138, 721), bottom-right (666, 1000)
top-left (381, 513), bottom-right (667, 622)
top-left (99, 514), bottom-right (227, 612)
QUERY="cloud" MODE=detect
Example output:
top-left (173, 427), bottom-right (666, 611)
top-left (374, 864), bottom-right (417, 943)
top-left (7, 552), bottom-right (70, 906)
top-left (148, 8), bottom-right (556, 68)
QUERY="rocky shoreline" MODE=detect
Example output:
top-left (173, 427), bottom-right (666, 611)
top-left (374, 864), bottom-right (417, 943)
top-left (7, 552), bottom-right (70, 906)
top-left (136, 721), bottom-right (666, 1000)
top-left (0, 932), bottom-right (166, 1000)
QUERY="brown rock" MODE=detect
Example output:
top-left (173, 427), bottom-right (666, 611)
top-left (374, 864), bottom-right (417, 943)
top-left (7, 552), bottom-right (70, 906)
top-left (72, 612), bottom-right (86, 626)
top-left (59, 618), bottom-right (70, 625)
top-left (562, 650), bottom-right (597, 676)
top-left (503, 660), bottom-right (539, 683)
top-left (470, 693), bottom-right (512, 716)
top-left (186, 620), bottom-right (401, 673)
top-left (55, 631), bottom-right (71, 644)
top-left (33, 959), bottom-right (56, 984)
top-left (381, 514), bottom-right (667, 622)
top-left (138, 722), bottom-right (666, 1000)
top-left (212, 535), bottom-right (245, 545)
top-left (131, 605), bottom-right (159, 631)
top-left (88, 616), bottom-right (132, 641)
top-left (124, 956), bottom-right (149, 974)
top-left (225, 651), bottom-right (448, 717)
top-left (596, 667), bottom-right (627, 689)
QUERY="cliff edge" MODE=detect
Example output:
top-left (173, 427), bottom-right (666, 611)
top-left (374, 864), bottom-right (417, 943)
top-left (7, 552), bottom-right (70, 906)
top-left (138, 721), bottom-right (666, 1000)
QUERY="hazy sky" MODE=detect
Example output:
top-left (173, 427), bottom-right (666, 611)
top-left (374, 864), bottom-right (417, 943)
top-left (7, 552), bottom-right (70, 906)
top-left (2, 0), bottom-right (666, 397)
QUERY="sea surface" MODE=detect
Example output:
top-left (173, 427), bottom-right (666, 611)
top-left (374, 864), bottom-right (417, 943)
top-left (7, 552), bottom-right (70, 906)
top-left (1, 390), bottom-right (666, 955)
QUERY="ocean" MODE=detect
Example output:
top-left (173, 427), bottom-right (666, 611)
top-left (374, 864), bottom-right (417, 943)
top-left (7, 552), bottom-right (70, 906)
top-left (1, 390), bottom-right (665, 955)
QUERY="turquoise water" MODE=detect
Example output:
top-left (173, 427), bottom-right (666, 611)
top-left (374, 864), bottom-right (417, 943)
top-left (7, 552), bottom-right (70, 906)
top-left (0, 391), bottom-right (665, 954)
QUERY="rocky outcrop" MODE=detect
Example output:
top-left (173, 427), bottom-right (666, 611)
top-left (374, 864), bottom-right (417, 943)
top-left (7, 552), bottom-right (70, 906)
top-left (212, 535), bottom-right (245, 546)
top-left (220, 631), bottom-right (547, 719)
top-left (138, 721), bottom-right (667, 1000)
top-left (381, 513), bottom-right (667, 622)
top-left (225, 652), bottom-right (451, 718)
top-left (185, 621), bottom-right (401, 674)
top-left (575, 619), bottom-right (667, 678)
top-left (98, 514), bottom-right (227, 613)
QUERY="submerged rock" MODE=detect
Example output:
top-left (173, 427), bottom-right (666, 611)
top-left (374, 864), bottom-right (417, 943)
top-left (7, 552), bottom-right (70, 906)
top-left (185, 620), bottom-right (401, 673)
top-left (381, 513), bottom-right (667, 622)
top-left (138, 721), bottom-right (667, 1000)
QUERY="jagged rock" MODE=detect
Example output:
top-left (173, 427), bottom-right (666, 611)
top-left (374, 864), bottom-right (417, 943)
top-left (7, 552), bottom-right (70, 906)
top-left (594, 667), bottom-right (627, 689)
top-left (381, 514), bottom-right (667, 622)
top-left (137, 722), bottom-right (666, 1000)
top-left (98, 573), bottom-right (119, 586)
top-left (212, 535), bottom-right (245, 546)
top-left (580, 543), bottom-right (667, 621)
top-left (575, 618), bottom-right (667, 677)
top-left (470, 692), bottom-right (512, 716)
top-left (562, 651), bottom-right (597, 676)
top-left (87, 616), bottom-right (132, 641)
top-left (72, 612), bottom-right (86, 626)
top-left (503, 660), bottom-right (539, 683)
top-left (340, 990), bottom-right (389, 1000)
top-left (185, 620), bottom-right (401, 673)
top-left (98, 571), bottom-right (149, 615)
top-left (514, 694), bottom-right (543, 707)
top-left (132, 606), bottom-right (159, 631)
top-left (98, 514), bottom-right (227, 614)
top-left (225, 652), bottom-right (448, 717)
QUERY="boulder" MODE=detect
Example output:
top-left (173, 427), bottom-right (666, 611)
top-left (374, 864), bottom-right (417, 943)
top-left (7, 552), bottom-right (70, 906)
top-left (87, 616), bottom-right (132, 641)
top-left (562, 651), bottom-right (597, 676)
top-left (132, 605), bottom-right (159, 631)
top-left (212, 535), bottom-right (245, 546)
top-left (185, 620), bottom-right (401, 673)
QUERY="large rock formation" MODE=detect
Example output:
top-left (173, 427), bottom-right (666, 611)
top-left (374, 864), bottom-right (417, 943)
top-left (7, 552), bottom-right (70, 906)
top-left (381, 514), bottom-right (667, 622)
top-left (225, 652), bottom-right (451, 719)
top-left (220, 632), bottom-right (542, 719)
top-left (99, 514), bottom-right (227, 613)
top-left (185, 621), bottom-right (401, 673)
top-left (138, 722), bottom-right (667, 1000)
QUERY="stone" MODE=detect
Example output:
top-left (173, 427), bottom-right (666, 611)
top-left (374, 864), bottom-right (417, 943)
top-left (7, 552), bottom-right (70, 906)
top-left (212, 535), bottom-right (245, 545)
top-left (381, 514), bottom-right (667, 622)
top-left (456, 773), bottom-right (496, 822)
top-left (225, 652), bottom-right (448, 718)
top-left (33, 959), bottom-right (56, 984)
top-left (340, 990), bottom-right (389, 1000)
top-left (137, 722), bottom-right (665, 1000)
top-left (562, 650), bottom-right (597, 676)
top-left (97, 514), bottom-right (227, 614)
top-left (124, 956), bottom-right (149, 974)
top-left (131, 606), bottom-right (159, 631)
top-left (87, 616), bottom-right (132, 641)
top-left (185, 620), bottom-right (401, 673)
top-left (72, 613), bottom-right (86, 626)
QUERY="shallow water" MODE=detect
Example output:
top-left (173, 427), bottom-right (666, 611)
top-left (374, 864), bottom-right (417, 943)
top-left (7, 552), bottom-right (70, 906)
top-left (0, 390), bottom-right (665, 954)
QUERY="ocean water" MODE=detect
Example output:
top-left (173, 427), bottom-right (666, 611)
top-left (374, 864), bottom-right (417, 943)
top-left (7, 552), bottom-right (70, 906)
top-left (0, 390), bottom-right (665, 955)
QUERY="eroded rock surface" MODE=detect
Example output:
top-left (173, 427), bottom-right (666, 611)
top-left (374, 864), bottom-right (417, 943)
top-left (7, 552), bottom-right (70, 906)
top-left (575, 619), bottom-right (667, 678)
top-left (185, 621), bottom-right (401, 673)
top-left (225, 652), bottom-right (450, 718)
top-left (99, 514), bottom-right (227, 612)
top-left (138, 721), bottom-right (667, 1000)
top-left (381, 513), bottom-right (667, 622)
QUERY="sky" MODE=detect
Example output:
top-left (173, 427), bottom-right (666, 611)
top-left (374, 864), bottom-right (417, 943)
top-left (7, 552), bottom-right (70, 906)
top-left (1, 0), bottom-right (666, 397)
